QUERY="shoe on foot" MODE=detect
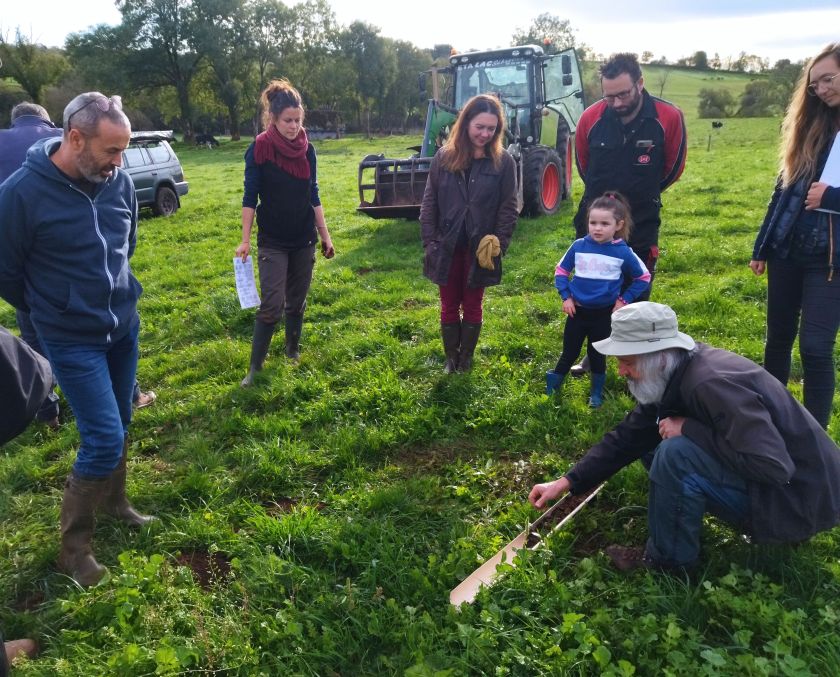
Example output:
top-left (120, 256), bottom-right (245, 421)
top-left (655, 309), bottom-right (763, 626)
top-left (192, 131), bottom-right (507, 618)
top-left (570, 361), bottom-right (589, 378)
top-left (134, 390), bottom-right (157, 409)
top-left (604, 544), bottom-right (652, 572)
top-left (545, 370), bottom-right (564, 395)
top-left (4, 638), bottom-right (39, 664)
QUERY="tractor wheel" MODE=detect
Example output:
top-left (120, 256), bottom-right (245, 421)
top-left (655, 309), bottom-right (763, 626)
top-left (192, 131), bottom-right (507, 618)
top-left (153, 186), bottom-right (178, 217)
top-left (522, 147), bottom-right (564, 216)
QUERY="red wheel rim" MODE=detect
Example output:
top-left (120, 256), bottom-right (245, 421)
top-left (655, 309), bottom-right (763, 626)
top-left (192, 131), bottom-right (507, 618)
top-left (542, 163), bottom-right (560, 210)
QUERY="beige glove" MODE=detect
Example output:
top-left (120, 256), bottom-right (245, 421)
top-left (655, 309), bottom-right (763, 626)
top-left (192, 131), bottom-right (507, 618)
top-left (476, 234), bottom-right (500, 270)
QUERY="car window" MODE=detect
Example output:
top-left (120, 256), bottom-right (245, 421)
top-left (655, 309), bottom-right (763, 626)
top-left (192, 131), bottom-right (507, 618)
top-left (146, 142), bottom-right (172, 164)
top-left (123, 146), bottom-right (148, 168)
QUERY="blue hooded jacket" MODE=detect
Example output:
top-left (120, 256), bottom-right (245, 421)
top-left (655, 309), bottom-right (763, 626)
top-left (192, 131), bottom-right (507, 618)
top-left (0, 137), bottom-right (141, 345)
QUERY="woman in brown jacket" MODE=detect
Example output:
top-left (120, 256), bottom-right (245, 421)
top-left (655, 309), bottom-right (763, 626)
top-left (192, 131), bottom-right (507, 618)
top-left (419, 94), bottom-right (518, 372)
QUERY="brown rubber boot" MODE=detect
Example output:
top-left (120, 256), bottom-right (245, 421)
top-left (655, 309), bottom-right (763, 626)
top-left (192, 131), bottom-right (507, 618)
top-left (457, 322), bottom-right (482, 372)
top-left (604, 544), bottom-right (651, 572)
top-left (58, 473), bottom-right (108, 586)
top-left (241, 320), bottom-right (276, 387)
top-left (101, 441), bottom-right (157, 527)
top-left (441, 322), bottom-right (461, 374)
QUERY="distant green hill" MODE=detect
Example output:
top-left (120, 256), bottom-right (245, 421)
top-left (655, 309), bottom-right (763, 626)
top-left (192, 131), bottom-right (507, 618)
top-left (581, 63), bottom-right (769, 122)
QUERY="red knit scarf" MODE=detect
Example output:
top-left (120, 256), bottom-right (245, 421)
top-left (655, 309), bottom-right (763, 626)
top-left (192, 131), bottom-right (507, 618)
top-left (253, 125), bottom-right (310, 179)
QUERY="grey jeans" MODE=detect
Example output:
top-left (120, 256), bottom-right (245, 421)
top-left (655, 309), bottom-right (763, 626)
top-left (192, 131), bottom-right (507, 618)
top-left (256, 244), bottom-right (316, 325)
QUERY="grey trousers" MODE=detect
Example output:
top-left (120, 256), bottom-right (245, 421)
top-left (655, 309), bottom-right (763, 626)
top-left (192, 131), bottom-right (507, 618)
top-left (255, 244), bottom-right (316, 325)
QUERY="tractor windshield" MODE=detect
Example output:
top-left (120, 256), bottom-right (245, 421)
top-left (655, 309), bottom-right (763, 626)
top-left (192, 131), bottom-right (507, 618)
top-left (453, 58), bottom-right (531, 108)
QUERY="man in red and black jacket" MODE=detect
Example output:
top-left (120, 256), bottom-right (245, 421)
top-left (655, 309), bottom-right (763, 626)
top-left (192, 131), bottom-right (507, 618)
top-left (574, 53), bottom-right (687, 297)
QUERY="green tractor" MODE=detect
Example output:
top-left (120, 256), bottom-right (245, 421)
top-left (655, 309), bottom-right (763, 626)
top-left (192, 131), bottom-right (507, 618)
top-left (357, 44), bottom-right (585, 220)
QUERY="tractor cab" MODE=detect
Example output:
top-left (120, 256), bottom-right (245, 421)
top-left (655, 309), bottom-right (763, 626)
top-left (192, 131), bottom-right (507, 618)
top-left (358, 45), bottom-right (585, 219)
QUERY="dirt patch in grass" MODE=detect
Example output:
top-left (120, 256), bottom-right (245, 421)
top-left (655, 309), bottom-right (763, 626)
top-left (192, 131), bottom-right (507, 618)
top-left (356, 267), bottom-right (374, 275)
top-left (174, 550), bottom-right (232, 589)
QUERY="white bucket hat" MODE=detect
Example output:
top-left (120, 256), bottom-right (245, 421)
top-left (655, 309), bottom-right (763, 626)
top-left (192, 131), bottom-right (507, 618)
top-left (593, 302), bottom-right (695, 356)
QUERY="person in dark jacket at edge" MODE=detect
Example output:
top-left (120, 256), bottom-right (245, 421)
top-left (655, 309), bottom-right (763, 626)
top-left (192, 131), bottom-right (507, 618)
top-left (0, 325), bottom-right (53, 672)
top-left (750, 43), bottom-right (840, 430)
top-left (0, 102), bottom-right (157, 426)
top-left (420, 94), bottom-right (518, 373)
top-left (0, 92), bottom-right (157, 588)
top-left (570, 53), bottom-right (687, 378)
top-left (529, 302), bottom-right (840, 573)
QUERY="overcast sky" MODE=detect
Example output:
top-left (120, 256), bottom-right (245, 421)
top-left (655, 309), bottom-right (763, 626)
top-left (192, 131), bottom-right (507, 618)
top-left (2, 1), bottom-right (836, 65)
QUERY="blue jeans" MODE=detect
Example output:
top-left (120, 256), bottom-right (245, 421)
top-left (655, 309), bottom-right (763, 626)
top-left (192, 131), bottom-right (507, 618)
top-left (645, 437), bottom-right (749, 568)
top-left (41, 324), bottom-right (139, 478)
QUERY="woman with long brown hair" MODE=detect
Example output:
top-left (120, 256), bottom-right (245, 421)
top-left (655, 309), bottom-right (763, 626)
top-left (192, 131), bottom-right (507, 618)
top-left (236, 79), bottom-right (334, 387)
top-left (750, 43), bottom-right (840, 427)
top-left (420, 94), bottom-right (518, 372)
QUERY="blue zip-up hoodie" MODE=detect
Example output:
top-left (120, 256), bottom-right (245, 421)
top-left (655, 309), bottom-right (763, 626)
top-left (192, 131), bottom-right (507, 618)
top-left (0, 137), bottom-right (141, 345)
top-left (554, 235), bottom-right (651, 307)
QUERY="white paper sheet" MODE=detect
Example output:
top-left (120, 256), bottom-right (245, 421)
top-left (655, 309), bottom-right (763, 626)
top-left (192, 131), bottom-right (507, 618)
top-left (818, 131), bottom-right (840, 214)
top-left (233, 256), bottom-right (260, 309)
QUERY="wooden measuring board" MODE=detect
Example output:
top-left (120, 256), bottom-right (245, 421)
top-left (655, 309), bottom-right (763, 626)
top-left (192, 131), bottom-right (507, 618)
top-left (449, 483), bottom-right (605, 606)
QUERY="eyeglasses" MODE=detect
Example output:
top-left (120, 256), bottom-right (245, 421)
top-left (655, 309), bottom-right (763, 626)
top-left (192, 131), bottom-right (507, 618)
top-left (67, 95), bottom-right (123, 130)
top-left (602, 85), bottom-right (638, 103)
top-left (807, 72), bottom-right (839, 96)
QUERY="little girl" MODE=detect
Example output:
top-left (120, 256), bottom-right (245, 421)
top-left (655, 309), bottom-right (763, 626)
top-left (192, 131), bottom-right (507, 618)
top-left (547, 192), bottom-right (650, 407)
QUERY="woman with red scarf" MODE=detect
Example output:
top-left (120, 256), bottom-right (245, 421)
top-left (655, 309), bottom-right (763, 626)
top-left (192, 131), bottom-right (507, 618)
top-left (236, 79), bottom-right (335, 387)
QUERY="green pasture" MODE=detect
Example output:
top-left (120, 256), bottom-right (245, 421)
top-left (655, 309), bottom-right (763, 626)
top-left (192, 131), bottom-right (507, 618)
top-left (2, 109), bottom-right (840, 675)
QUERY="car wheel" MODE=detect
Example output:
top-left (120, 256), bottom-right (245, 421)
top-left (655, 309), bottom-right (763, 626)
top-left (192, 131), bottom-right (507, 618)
top-left (153, 186), bottom-right (178, 216)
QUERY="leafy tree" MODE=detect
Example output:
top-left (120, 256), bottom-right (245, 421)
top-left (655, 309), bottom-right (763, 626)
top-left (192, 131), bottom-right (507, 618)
top-left (115, 0), bottom-right (210, 140)
top-left (380, 40), bottom-right (432, 131)
top-left (511, 13), bottom-right (587, 59)
top-left (640, 51), bottom-right (654, 64)
top-left (0, 29), bottom-right (68, 104)
top-left (694, 51), bottom-right (709, 70)
top-left (338, 21), bottom-right (397, 133)
top-left (698, 88), bottom-right (735, 118)
top-left (193, 0), bottom-right (252, 139)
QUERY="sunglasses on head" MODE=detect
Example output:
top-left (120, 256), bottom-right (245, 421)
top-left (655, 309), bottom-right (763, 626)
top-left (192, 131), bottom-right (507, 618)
top-left (67, 95), bottom-right (123, 130)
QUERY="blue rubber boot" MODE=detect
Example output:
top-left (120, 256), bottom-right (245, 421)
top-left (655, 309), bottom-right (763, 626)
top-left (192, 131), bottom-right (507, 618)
top-left (545, 370), bottom-right (565, 395)
top-left (589, 373), bottom-right (606, 408)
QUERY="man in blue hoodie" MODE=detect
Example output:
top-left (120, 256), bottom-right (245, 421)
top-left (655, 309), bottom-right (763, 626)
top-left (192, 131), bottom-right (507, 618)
top-left (0, 92), bottom-right (156, 586)
top-left (0, 102), bottom-right (157, 427)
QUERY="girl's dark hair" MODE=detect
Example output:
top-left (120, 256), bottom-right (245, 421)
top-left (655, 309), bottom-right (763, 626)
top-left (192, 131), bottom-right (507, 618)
top-left (587, 191), bottom-right (634, 242)
top-left (260, 79), bottom-right (304, 131)
top-left (440, 94), bottom-right (505, 173)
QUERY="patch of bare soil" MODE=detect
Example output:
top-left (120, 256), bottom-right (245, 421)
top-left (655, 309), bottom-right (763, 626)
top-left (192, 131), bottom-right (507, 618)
top-left (174, 550), bottom-right (232, 589)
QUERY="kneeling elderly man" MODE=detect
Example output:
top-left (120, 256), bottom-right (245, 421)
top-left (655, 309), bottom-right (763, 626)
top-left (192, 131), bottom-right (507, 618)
top-left (529, 302), bottom-right (840, 571)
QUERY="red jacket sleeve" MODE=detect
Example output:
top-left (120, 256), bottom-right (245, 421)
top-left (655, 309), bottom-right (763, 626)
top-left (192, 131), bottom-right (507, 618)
top-left (574, 101), bottom-right (606, 183)
top-left (655, 100), bottom-right (687, 191)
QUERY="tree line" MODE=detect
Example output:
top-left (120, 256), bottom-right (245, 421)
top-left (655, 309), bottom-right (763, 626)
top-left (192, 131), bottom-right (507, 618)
top-left (1, 4), bottom-right (799, 138)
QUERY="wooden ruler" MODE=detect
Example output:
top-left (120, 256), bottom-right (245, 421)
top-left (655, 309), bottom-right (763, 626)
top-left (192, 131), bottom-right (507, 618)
top-left (449, 483), bottom-right (605, 606)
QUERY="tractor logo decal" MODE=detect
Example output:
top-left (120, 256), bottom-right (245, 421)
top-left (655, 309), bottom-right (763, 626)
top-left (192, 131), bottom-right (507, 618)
top-left (637, 154), bottom-right (651, 164)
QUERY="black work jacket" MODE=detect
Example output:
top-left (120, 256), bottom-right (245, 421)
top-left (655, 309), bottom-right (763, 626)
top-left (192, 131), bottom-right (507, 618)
top-left (564, 344), bottom-right (840, 544)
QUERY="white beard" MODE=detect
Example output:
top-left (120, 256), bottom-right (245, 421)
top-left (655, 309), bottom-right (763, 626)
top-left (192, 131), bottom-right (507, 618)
top-left (626, 360), bottom-right (670, 404)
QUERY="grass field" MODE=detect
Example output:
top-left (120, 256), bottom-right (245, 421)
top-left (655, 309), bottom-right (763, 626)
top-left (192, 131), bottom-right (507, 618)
top-left (2, 99), bottom-right (840, 675)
